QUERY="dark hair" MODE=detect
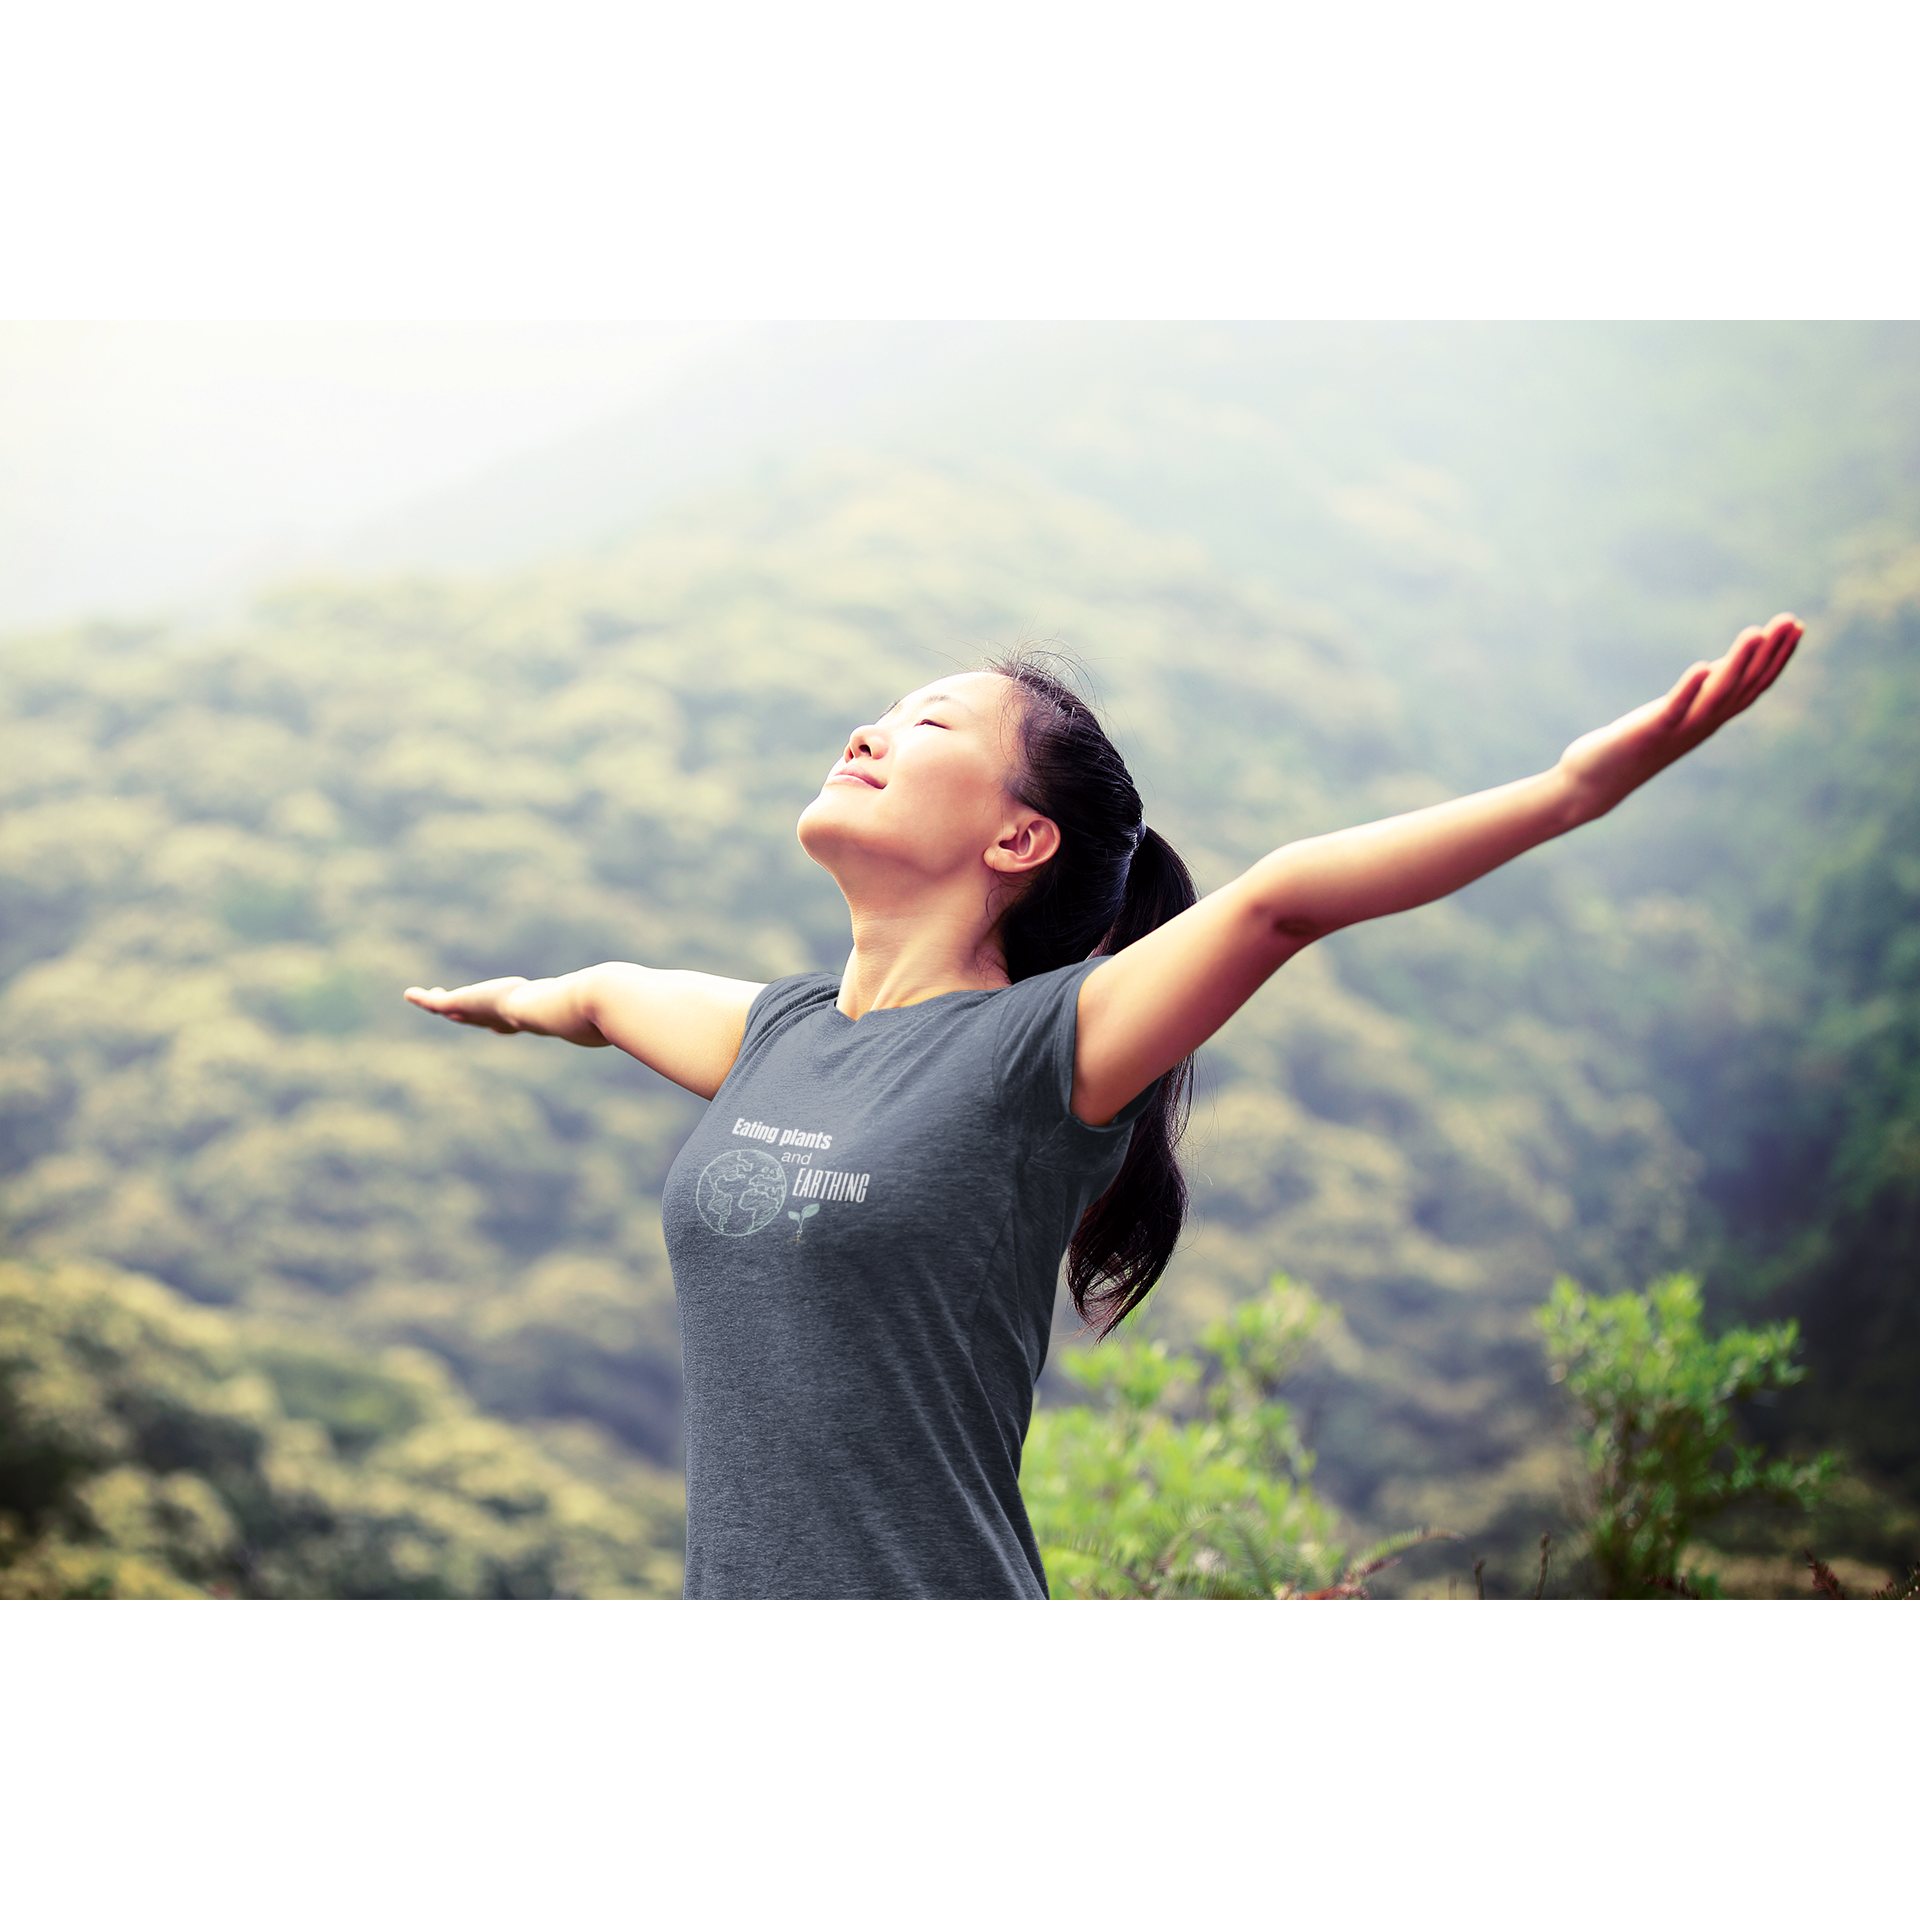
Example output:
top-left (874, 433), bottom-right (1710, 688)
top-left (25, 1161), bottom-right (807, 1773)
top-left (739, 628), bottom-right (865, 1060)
top-left (988, 649), bottom-right (1198, 1337)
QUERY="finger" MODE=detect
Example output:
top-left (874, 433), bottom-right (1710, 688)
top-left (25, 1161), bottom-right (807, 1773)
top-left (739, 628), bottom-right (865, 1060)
top-left (1744, 614), bottom-right (1798, 674)
top-left (1691, 641), bottom-right (1747, 723)
top-left (1729, 621), bottom-right (1769, 673)
top-left (1720, 627), bottom-right (1774, 705)
top-left (1749, 615), bottom-right (1802, 691)
top-left (1729, 615), bottom-right (1803, 713)
top-left (1695, 625), bottom-right (1771, 722)
top-left (1664, 663), bottom-right (1713, 729)
top-left (1764, 613), bottom-right (1804, 659)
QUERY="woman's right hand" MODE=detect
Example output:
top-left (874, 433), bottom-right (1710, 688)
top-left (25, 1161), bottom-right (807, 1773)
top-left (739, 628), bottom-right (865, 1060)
top-left (403, 977), bottom-right (530, 1032)
top-left (401, 964), bottom-right (763, 1091)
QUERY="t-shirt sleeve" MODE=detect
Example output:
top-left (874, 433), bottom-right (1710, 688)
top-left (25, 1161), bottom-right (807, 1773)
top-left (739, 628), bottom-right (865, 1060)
top-left (992, 956), bottom-right (1159, 1174)
top-left (720, 973), bottom-right (839, 1088)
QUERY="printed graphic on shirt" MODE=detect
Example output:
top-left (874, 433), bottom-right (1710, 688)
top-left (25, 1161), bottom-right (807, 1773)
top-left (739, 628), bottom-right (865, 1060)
top-left (787, 1165), bottom-right (871, 1204)
top-left (715, 1116), bottom-right (873, 1242)
top-left (732, 1118), bottom-right (833, 1150)
top-left (695, 1149), bottom-right (788, 1237)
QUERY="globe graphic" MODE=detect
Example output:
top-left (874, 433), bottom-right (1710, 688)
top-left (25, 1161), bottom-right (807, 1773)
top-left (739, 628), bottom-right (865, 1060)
top-left (694, 1148), bottom-right (789, 1237)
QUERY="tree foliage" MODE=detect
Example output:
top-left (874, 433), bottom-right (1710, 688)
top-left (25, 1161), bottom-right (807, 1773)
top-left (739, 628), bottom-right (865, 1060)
top-left (1537, 1273), bottom-right (1832, 1598)
top-left (0, 1258), bottom-right (683, 1597)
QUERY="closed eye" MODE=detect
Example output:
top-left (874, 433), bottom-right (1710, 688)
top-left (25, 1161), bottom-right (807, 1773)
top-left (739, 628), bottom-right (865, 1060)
top-left (915, 719), bottom-right (947, 728)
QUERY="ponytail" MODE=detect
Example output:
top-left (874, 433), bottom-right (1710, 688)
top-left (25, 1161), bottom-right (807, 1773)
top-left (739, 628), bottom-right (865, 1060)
top-left (990, 653), bottom-right (1199, 1337)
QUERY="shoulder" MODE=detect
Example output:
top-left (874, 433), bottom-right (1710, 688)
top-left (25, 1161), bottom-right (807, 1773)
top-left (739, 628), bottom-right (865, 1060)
top-left (995, 956), bottom-right (1106, 1021)
top-left (991, 957), bottom-right (1157, 1145)
top-left (990, 957), bottom-right (1106, 1079)
top-left (745, 971), bottom-right (842, 1036)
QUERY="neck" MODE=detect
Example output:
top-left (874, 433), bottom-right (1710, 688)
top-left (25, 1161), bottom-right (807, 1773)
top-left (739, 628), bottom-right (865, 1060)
top-left (834, 890), bottom-right (1010, 1019)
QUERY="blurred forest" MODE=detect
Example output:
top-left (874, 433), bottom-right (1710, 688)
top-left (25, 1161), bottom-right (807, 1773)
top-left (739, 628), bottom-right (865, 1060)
top-left (2, 323), bottom-right (1916, 1595)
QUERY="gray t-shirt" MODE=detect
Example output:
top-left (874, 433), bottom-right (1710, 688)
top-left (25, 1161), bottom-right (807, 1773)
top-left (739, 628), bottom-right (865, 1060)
top-left (660, 956), bottom-right (1152, 1599)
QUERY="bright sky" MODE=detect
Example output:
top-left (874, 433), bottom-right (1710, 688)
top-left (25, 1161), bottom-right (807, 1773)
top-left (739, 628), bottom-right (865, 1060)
top-left (0, 323), bottom-right (733, 631)
top-left (1, 3), bottom-right (1912, 633)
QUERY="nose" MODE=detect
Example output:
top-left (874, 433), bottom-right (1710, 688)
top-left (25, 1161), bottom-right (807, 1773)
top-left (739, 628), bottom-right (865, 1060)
top-left (843, 724), bottom-right (884, 762)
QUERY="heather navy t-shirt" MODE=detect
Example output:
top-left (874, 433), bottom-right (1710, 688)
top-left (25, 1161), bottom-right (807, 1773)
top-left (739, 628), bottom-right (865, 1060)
top-left (660, 956), bottom-right (1152, 1599)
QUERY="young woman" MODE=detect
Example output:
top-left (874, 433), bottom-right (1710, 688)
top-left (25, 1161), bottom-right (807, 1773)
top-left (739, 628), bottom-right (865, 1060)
top-left (406, 612), bottom-right (1803, 1598)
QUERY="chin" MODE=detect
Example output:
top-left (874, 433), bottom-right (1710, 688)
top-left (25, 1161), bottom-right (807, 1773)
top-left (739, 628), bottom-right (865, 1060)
top-left (799, 793), bottom-right (896, 882)
top-left (796, 794), bottom-right (843, 865)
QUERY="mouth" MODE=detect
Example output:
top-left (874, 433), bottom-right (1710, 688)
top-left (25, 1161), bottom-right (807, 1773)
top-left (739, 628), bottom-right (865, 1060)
top-left (825, 767), bottom-right (883, 789)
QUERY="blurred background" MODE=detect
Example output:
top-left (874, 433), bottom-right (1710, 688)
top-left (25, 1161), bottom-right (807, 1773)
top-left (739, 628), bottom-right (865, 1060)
top-left (3, 320), bottom-right (1917, 1596)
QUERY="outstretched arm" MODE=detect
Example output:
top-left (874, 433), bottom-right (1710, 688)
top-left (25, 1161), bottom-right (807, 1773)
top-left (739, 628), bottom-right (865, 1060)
top-left (1072, 613), bottom-right (1803, 1125)
top-left (404, 964), bottom-right (765, 1099)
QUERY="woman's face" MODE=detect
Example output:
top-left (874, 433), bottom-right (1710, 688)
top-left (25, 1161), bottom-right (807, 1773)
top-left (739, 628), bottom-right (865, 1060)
top-left (797, 671), bottom-right (1054, 894)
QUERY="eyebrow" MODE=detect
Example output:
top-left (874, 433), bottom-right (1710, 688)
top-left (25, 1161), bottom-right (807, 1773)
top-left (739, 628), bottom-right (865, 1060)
top-left (879, 690), bottom-right (973, 720)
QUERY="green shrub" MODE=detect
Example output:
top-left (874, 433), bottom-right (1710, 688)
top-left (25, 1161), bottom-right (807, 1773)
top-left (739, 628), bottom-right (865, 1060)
top-left (1022, 1275), bottom-right (1444, 1598)
top-left (1537, 1272), bottom-right (1833, 1597)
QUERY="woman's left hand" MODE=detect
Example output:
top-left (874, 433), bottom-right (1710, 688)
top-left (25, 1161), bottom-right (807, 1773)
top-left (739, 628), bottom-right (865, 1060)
top-left (1071, 610), bottom-right (1806, 1125)
top-left (1558, 612), bottom-right (1803, 823)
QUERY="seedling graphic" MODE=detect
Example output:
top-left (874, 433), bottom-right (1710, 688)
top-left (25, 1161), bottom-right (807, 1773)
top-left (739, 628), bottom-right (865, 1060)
top-left (788, 1203), bottom-right (820, 1242)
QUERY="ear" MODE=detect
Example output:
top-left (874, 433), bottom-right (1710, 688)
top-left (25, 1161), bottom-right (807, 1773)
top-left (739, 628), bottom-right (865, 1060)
top-left (984, 810), bottom-right (1061, 876)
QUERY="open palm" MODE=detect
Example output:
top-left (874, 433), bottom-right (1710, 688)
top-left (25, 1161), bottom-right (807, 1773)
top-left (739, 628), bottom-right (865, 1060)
top-left (1560, 612), bottom-right (1803, 819)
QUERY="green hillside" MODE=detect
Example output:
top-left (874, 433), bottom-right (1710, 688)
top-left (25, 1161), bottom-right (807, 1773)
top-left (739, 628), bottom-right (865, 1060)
top-left (4, 325), bottom-right (1917, 1593)
top-left (0, 1257), bottom-right (684, 1598)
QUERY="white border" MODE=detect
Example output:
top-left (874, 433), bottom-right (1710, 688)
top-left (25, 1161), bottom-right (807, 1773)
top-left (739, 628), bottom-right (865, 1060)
top-left (2, 1601), bottom-right (1909, 1910)
top-left (2, 3), bottom-right (1915, 318)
